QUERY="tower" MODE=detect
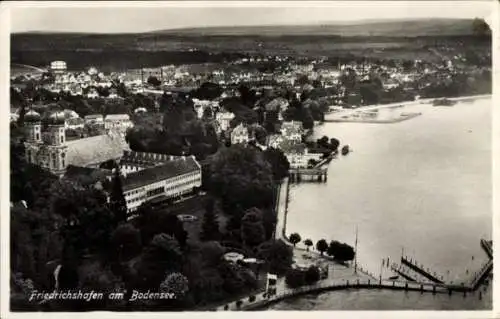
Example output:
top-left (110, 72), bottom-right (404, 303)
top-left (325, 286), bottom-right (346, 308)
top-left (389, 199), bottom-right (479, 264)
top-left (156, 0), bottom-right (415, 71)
top-left (23, 111), bottom-right (42, 165)
top-left (46, 114), bottom-right (68, 176)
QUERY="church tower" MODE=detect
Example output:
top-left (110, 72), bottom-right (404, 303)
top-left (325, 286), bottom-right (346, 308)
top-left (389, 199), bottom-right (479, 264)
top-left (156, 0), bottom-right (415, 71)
top-left (23, 110), bottom-right (42, 165)
top-left (46, 113), bottom-right (68, 176)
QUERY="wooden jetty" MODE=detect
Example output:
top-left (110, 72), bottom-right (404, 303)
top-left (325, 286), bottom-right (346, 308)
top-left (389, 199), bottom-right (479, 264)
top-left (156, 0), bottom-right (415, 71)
top-left (481, 239), bottom-right (493, 259)
top-left (401, 256), bottom-right (444, 284)
top-left (289, 167), bottom-right (328, 183)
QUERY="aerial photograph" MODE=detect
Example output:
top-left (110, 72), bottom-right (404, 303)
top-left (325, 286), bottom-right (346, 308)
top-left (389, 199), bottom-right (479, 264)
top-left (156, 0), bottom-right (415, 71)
top-left (7, 1), bottom-right (494, 313)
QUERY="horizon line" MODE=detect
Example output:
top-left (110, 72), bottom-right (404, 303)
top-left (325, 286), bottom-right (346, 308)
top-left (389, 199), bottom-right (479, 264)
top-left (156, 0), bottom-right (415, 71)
top-left (11, 17), bottom-right (478, 35)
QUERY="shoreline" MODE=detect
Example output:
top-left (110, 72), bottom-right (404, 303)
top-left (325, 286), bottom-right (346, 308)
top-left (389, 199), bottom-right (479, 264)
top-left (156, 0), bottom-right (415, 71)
top-left (326, 112), bottom-right (422, 124)
top-left (324, 94), bottom-right (491, 122)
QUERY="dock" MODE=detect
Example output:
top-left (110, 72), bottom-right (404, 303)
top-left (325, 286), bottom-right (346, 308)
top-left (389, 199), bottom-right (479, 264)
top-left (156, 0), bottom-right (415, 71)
top-left (289, 167), bottom-right (328, 183)
top-left (481, 239), bottom-right (493, 259)
top-left (401, 256), bottom-right (444, 284)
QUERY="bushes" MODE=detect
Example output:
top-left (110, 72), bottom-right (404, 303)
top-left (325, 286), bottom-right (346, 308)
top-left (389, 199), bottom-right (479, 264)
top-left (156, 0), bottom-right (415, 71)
top-left (304, 266), bottom-right (321, 285)
top-left (285, 268), bottom-right (305, 288)
top-left (327, 241), bottom-right (355, 262)
top-left (286, 265), bottom-right (321, 288)
top-left (248, 295), bottom-right (256, 302)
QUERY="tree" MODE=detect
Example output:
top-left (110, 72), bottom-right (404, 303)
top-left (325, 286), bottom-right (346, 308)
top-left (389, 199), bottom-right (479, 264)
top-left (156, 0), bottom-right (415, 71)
top-left (147, 76), bottom-right (161, 87)
top-left (288, 233), bottom-right (301, 247)
top-left (316, 239), bottom-right (328, 256)
top-left (50, 180), bottom-right (115, 256)
top-left (257, 240), bottom-right (293, 275)
top-left (160, 272), bottom-right (189, 298)
top-left (109, 168), bottom-right (128, 225)
top-left (135, 203), bottom-right (188, 248)
top-left (200, 198), bottom-right (221, 241)
top-left (263, 147), bottom-right (290, 180)
top-left (285, 268), bottom-right (305, 288)
top-left (207, 144), bottom-right (274, 211)
top-left (137, 234), bottom-right (182, 289)
top-left (241, 208), bottom-right (266, 248)
top-left (303, 239), bottom-right (313, 251)
top-left (472, 18), bottom-right (491, 37)
top-left (110, 224), bottom-right (142, 262)
top-left (192, 82), bottom-right (223, 100)
top-left (327, 241), bottom-right (355, 262)
top-left (304, 265), bottom-right (320, 284)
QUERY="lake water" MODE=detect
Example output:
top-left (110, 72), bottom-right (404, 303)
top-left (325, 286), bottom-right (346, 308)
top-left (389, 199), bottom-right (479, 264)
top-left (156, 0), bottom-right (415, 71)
top-left (270, 98), bottom-right (492, 310)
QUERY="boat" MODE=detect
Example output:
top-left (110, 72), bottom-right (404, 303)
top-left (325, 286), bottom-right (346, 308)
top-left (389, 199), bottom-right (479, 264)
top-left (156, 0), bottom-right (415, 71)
top-left (389, 275), bottom-right (399, 280)
top-left (341, 145), bottom-right (350, 156)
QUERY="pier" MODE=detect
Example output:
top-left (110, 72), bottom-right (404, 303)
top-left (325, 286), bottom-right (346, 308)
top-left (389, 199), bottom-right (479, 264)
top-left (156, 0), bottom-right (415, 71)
top-left (289, 167), bottom-right (328, 183)
top-left (400, 256), bottom-right (444, 284)
top-left (481, 239), bottom-right (493, 259)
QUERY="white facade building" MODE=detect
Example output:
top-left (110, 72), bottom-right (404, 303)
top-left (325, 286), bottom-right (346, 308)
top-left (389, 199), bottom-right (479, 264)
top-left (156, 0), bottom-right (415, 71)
top-left (84, 114), bottom-right (104, 125)
top-left (231, 123), bottom-right (250, 145)
top-left (104, 114), bottom-right (133, 132)
top-left (216, 111), bottom-right (235, 132)
top-left (280, 121), bottom-right (303, 143)
top-left (119, 155), bottom-right (202, 216)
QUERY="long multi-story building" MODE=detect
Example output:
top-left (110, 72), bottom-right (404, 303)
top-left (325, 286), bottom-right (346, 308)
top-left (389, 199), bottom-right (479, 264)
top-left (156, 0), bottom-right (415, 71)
top-left (118, 155), bottom-right (202, 216)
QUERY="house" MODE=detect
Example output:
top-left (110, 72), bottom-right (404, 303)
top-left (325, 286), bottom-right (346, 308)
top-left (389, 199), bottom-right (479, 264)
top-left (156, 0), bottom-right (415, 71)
top-left (23, 113), bottom-right (130, 176)
top-left (10, 107), bottom-right (20, 122)
top-left (231, 123), bottom-right (251, 145)
top-left (267, 134), bottom-right (285, 149)
top-left (280, 121), bottom-right (303, 143)
top-left (84, 114), bottom-right (104, 125)
top-left (117, 155), bottom-right (202, 216)
top-left (215, 111), bottom-right (235, 132)
top-left (104, 114), bottom-right (134, 132)
top-left (65, 117), bottom-right (85, 130)
top-left (87, 88), bottom-right (99, 99)
top-left (279, 140), bottom-right (322, 169)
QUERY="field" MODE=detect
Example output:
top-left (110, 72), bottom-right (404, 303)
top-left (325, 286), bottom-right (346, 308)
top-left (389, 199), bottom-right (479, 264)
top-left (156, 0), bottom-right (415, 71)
top-left (10, 18), bottom-right (491, 72)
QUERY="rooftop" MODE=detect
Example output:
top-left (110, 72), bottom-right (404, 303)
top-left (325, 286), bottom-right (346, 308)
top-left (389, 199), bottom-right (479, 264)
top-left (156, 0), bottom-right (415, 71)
top-left (121, 155), bottom-right (200, 191)
top-left (66, 132), bottom-right (130, 167)
top-left (120, 151), bottom-right (183, 167)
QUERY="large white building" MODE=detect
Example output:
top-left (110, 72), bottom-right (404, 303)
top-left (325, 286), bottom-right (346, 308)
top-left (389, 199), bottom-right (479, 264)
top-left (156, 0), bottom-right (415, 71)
top-left (216, 111), bottom-right (235, 132)
top-left (280, 121), bottom-right (303, 143)
top-left (231, 123), bottom-right (251, 145)
top-left (104, 114), bottom-right (134, 132)
top-left (279, 140), bottom-right (322, 169)
top-left (117, 154), bottom-right (202, 216)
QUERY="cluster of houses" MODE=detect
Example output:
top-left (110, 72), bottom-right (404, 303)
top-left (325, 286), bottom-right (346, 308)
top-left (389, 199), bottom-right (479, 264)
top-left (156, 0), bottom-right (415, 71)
top-left (228, 120), bottom-right (322, 169)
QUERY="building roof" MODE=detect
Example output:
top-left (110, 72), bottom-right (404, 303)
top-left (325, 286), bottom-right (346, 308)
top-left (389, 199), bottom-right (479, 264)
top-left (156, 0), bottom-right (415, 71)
top-left (66, 118), bottom-right (85, 126)
top-left (105, 114), bottom-right (130, 121)
top-left (24, 110), bottom-right (41, 123)
top-left (120, 151), bottom-right (182, 167)
top-left (121, 155), bottom-right (200, 191)
top-left (281, 121), bottom-right (303, 136)
top-left (265, 97), bottom-right (289, 112)
top-left (279, 140), bottom-right (306, 155)
top-left (232, 123), bottom-right (248, 135)
top-left (84, 114), bottom-right (103, 120)
top-left (66, 132), bottom-right (130, 167)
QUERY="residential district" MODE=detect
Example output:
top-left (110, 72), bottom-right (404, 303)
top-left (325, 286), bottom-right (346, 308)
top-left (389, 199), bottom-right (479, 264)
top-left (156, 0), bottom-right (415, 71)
top-left (10, 46), bottom-right (491, 310)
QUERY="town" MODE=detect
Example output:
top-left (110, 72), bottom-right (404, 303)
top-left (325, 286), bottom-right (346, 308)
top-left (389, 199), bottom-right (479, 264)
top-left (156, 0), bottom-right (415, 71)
top-left (9, 18), bottom-right (492, 311)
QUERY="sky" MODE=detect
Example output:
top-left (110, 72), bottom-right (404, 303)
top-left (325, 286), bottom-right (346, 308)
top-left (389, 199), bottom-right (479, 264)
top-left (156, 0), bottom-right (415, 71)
top-left (9, 1), bottom-right (494, 34)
